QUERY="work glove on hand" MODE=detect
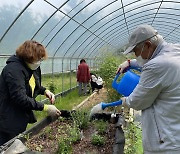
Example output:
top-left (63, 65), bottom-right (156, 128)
top-left (45, 90), bottom-right (55, 104)
top-left (116, 60), bottom-right (130, 74)
top-left (44, 104), bottom-right (61, 117)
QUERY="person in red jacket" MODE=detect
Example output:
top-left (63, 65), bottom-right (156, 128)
top-left (77, 59), bottom-right (90, 96)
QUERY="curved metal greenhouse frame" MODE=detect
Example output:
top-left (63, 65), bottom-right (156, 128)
top-left (0, 0), bottom-right (180, 92)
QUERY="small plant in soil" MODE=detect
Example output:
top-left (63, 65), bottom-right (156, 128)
top-left (57, 136), bottom-right (72, 154)
top-left (91, 133), bottom-right (105, 146)
top-left (71, 110), bottom-right (90, 129)
top-left (94, 120), bottom-right (108, 135)
top-left (68, 126), bottom-right (81, 143)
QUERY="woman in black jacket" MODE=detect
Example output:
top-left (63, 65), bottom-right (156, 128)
top-left (0, 40), bottom-right (61, 146)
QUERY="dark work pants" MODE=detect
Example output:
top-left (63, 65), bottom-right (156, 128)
top-left (0, 131), bottom-right (17, 146)
top-left (78, 82), bottom-right (88, 95)
top-left (91, 82), bottom-right (103, 92)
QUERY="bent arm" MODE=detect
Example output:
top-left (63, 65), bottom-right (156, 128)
top-left (130, 59), bottom-right (142, 69)
top-left (124, 63), bottom-right (164, 110)
top-left (4, 68), bottom-right (44, 111)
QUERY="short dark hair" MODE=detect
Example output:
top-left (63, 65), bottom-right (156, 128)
top-left (80, 59), bottom-right (86, 63)
top-left (90, 72), bottom-right (97, 78)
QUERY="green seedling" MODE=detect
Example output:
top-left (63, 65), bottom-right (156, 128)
top-left (91, 133), bottom-right (105, 146)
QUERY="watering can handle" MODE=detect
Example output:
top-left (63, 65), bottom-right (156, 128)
top-left (101, 100), bottom-right (122, 110)
top-left (112, 66), bottom-right (141, 91)
top-left (115, 66), bottom-right (141, 80)
top-left (126, 66), bottom-right (142, 72)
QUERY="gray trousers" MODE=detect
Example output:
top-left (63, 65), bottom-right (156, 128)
top-left (78, 82), bottom-right (88, 95)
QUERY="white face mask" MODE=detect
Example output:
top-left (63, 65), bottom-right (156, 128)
top-left (27, 61), bottom-right (41, 70)
top-left (136, 55), bottom-right (148, 67)
top-left (136, 45), bottom-right (149, 67)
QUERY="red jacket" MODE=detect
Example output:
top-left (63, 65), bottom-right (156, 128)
top-left (77, 62), bottom-right (90, 83)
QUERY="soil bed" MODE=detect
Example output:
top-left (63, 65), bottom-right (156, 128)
top-left (26, 88), bottom-right (117, 154)
top-left (71, 123), bottom-right (115, 154)
top-left (26, 117), bottom-right (116, 154)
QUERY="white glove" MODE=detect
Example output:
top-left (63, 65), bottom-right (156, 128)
top-left (116, 60), bottom-right (130, 74)
top-left (45, 90), bottom-right (55, 104)
top-left (44, 104), bottom-right (61, 117)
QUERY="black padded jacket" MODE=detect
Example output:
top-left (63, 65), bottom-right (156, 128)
top-left (0, 55), bottom-right (45, 134)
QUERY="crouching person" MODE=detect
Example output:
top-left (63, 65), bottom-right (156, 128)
top-left (90, 73), bottom-right (103, 93)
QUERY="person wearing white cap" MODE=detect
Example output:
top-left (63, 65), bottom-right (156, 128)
top-left (117, 24), bottom-right (180, 153)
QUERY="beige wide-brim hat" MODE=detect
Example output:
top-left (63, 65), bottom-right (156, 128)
top-left (124, 24), bottom-right (158, 55)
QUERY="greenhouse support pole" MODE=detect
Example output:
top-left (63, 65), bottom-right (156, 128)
top-left (62, 59), bottom-right (64, 93)
top-left (52, 57), bottom-right (54, 85)
top-left (70, 58), bottom-right (72, 89)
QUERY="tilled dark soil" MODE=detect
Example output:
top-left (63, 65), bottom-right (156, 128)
top-left (26, 88), bottom-right (117, 154)
top-left (25, 118), bottom-right (116, 154)
top-left (72, 123), bottom-right (116, 154)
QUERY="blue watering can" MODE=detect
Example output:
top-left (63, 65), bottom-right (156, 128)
top-left (90, 67), bottom-right (142, 117)
top-left (112, 66), bottom-right (141, 96)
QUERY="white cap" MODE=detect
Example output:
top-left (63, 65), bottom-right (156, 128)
top-left (124, 24), bottom-right (158, 55)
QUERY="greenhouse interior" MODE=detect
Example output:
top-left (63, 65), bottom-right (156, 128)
top-left (0, 0), bottom-right (180, 153)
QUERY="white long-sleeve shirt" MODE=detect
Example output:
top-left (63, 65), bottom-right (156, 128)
top-left (91, 75), bottom-right (103, 85)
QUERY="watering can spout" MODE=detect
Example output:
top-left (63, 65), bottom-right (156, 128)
top-left (101, 100), bottom-right (122, 110)
top-left (90, 100), bottom-right (123, 117)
